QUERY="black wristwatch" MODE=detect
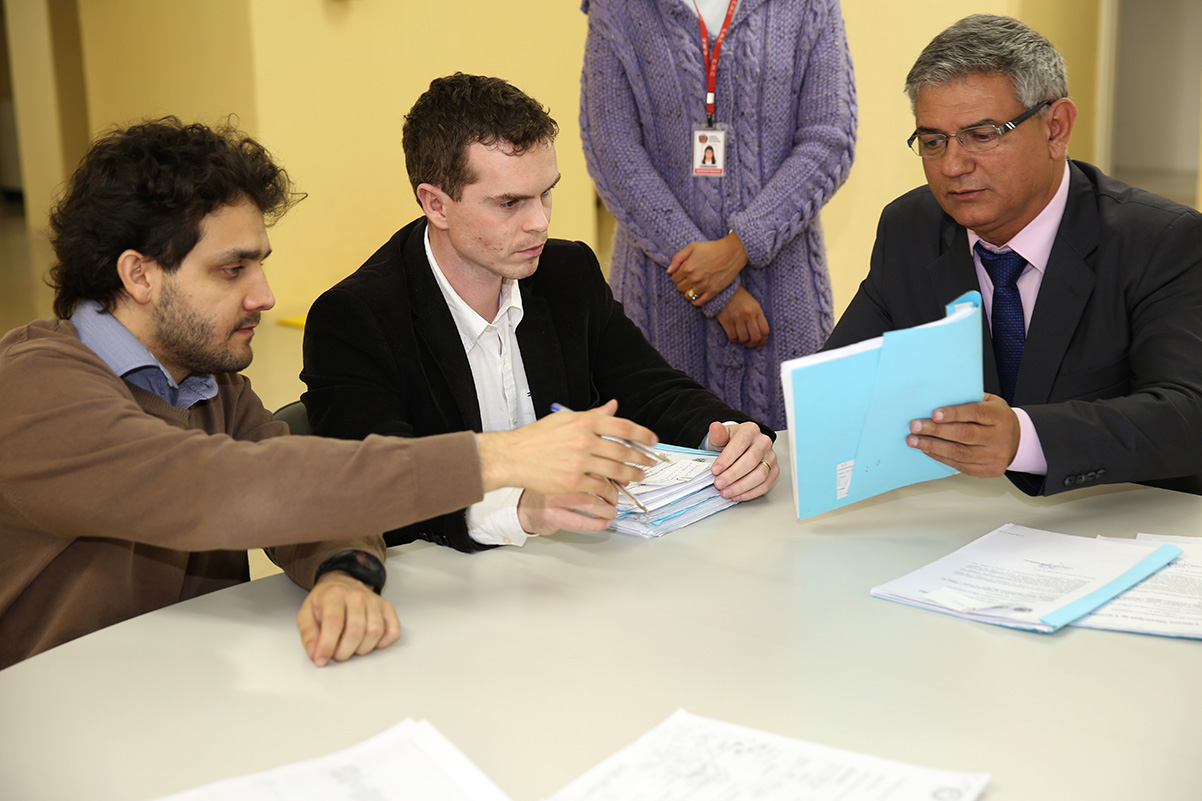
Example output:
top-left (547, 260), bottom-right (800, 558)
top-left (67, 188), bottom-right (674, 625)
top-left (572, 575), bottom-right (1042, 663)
top-left (313, 550), bottom-right (386, 595)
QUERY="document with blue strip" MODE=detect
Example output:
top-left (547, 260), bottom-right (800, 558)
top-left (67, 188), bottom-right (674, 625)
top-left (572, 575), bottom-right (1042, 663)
top-left (780, 291), bottom-right (983, 520)
top-left (870, 524), bottom-right (1183, 633)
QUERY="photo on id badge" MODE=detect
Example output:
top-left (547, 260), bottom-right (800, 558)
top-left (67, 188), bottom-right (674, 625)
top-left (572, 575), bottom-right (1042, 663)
top-left (692, 128), bottom-right (726, 177)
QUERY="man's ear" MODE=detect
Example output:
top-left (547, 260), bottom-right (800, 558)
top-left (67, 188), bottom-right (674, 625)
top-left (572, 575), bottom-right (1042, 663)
top-left (416, 183), bottom-right (451, 231)
top-left (115, 250), bottom-right (159, 306)
top-left (1046, 98), bottom-right (1077, 161)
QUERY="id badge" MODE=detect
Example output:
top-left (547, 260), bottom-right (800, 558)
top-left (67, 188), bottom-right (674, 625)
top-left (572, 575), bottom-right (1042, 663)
top-left (691, 125), bottom-right (729, 178)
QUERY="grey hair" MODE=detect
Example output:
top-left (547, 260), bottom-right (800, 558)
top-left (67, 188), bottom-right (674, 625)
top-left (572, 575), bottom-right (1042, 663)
top-left (905, 14), bottom-right (1068, 111)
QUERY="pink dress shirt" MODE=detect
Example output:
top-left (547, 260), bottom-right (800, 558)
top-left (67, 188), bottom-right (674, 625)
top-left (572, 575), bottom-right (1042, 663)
top-left (967, 163), bottom-right (1071, 476)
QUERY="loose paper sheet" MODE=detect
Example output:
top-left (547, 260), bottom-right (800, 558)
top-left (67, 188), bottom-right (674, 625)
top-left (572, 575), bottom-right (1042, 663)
top-left (1072, 534), bottom-right (1202, 638)
top-left (548, 710), bottom-right (989, 801)
top-left (150, 719), bottom-right (511, 801)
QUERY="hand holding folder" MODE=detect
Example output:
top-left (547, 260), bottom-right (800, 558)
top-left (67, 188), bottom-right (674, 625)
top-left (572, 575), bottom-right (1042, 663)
top-left (906, 392), bottom-right (1022, 478)
top-left (780, 291), bottom-right (984, 520)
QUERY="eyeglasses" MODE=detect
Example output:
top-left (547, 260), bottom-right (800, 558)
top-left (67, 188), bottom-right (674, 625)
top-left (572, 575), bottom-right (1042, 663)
top-left (907, 100), bottom-right (1054, 158)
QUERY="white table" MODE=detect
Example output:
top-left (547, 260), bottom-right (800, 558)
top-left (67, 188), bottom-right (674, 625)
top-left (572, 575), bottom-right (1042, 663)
top-left (2, 439), bottom-right (1201, 800)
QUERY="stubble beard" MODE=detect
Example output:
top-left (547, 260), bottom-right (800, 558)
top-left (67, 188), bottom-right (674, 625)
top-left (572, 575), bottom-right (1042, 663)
top-left (153, 279), bottom-right (257, 376)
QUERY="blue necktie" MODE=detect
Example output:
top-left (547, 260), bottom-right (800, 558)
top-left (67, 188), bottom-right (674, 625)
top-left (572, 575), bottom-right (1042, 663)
top-left (975, 242), bottom-right (1027, 403)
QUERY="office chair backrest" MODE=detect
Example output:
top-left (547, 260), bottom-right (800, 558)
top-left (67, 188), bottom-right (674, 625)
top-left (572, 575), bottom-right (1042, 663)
top-left (272, 400), bottom-right (311, 436)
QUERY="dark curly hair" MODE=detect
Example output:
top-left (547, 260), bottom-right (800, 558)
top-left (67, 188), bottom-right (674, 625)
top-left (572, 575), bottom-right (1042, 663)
top-left (48, 116), bottom-right (301, 319)
top-left (401, 73), bottom-right (558, 202)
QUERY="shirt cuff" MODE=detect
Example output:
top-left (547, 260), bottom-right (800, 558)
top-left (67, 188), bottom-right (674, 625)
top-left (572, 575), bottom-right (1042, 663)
top-left (466, 487), bottom-right (530, 546)
top-left (1008, 407), bottom-right (1048, 475)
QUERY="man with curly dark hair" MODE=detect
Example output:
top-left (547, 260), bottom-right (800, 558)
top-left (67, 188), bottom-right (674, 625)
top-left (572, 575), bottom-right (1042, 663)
top-left (0, 117), bottom-right (658, 670)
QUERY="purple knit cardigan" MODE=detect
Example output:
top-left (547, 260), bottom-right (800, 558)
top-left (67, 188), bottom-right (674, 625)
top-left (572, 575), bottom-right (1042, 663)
top-left (580, 0), bottom-right (857, 429)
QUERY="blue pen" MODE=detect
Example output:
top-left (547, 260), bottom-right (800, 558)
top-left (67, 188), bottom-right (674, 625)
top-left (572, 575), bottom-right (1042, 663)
top-left (550, 403), bottom-right (671, 463)
top-left (549, 402), bottom-right (662, 514)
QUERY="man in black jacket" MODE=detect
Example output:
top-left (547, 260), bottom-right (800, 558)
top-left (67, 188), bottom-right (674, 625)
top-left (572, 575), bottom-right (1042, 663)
top-left (826, 15), bottom-right (1202, 496)
top-left (302, 74), bottom-right (779, 551)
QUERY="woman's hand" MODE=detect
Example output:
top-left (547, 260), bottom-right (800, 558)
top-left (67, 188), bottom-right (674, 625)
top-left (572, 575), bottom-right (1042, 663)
top-left (716, 286), bottom-right (770, 349)
top-left (669, 231), bottom-right (748, 305)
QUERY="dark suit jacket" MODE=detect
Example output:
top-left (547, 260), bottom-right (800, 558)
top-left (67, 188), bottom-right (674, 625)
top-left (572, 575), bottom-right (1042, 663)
top-left (826, 160), bottom-right (1202, 496)
top-left (302, 217), bottom-right (771, 550)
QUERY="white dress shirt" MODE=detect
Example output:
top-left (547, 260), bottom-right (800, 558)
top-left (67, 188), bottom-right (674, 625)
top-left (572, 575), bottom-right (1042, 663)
top-left (424, 230), bottom-right (537, 546)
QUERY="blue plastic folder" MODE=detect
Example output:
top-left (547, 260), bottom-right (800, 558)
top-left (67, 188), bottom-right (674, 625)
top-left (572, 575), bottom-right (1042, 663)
top-left (781, 291), bottom-right (983, 520)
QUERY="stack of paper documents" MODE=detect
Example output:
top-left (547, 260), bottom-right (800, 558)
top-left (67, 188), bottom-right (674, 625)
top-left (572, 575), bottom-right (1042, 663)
top-left (1072, 533), bottom-right (1202, 639)
top-left (610, 444), bottom-right (735, 538)
top-left (780, 291), bottom-right (983, 520)
top-left (870, 524), bottom-right (1183, 632)
top-left (550, 710), bottom-right (990, 801)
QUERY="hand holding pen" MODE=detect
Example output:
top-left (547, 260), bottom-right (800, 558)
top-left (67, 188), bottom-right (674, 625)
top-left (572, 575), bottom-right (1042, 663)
top-left (477, 400), bottom-right (658, 500)
top-left (550, 402), bottom-right (669, 514)
top-left (549, 403), bottom-right (670, 464)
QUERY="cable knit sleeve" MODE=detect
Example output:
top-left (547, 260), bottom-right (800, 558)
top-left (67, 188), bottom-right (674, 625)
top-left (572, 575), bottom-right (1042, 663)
top-left (580, 4), bottom-right (708, 268)
top-left (728, 0), bottom-right (857, 268)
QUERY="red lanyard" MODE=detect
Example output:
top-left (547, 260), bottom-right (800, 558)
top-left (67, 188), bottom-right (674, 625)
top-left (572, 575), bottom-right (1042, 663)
top-left (693, 0), bottom-right (739, 126)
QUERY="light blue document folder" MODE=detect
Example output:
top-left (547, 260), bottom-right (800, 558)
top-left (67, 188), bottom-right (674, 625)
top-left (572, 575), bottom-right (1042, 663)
top-left (781, 291), bottom-right (983, 520)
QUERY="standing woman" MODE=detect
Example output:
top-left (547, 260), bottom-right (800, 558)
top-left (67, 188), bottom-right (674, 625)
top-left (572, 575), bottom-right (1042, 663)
top-left (580, 0), bottom-right (856, 429)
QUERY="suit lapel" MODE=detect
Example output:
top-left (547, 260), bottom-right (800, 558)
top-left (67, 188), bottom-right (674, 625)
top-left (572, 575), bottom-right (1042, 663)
top-left (929, 221), bottom-right (1002, 395)
top-left (516, 285), bottom-right (569, 418)
top-left (1015, 163), bottom-right (1097, 405)
top-left (403, 222), bottom-right (484, 431)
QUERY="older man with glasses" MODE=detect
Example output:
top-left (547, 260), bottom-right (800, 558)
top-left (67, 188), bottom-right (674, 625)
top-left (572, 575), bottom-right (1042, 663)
top-left (825, 13), bottom-right (1202, 497)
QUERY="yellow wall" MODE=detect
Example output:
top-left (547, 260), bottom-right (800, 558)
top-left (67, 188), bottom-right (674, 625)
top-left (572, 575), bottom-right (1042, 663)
top-left (1198, 79), bottom-right (1202, 207)
top-left (14, 0), bottom-right (1110, 321)
top-left (76, 0), bottom-right (257, 130)
top-left (8, 0), bottom-right (254, 317)
top-left (0, 8), bottom-right (12, 100)
top-left (247, 1), bottom-right (1090, 319)
top-left (45, 0), bottom-right (89, 172)
top-left (822, 1), bottom-right (1101, 317)
top-left (245, 0), bottom-right (593, 316)
top-left (4, 0), bottom-right (89, 315)
top-left (1013, 0), bottom-right (1100, 166)
top-left (822, 3), bottom-right (1007, 317)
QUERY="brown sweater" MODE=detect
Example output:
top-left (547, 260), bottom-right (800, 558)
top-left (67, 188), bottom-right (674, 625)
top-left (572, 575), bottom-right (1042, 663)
top-left (0, 320), bottom-right (484, 669)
